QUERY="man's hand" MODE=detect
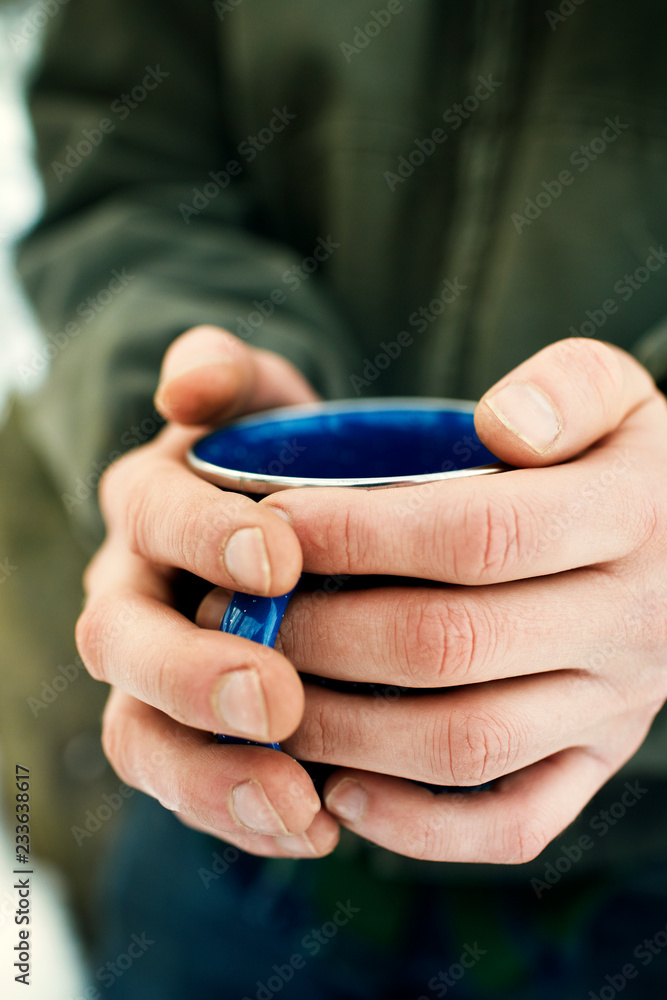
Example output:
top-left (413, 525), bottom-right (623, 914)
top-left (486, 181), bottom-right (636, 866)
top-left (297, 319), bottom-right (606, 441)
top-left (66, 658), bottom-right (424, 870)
top-left (76, 325), bottom-right (340, 858)
top-left (239, 337), bottom-right (666, 864)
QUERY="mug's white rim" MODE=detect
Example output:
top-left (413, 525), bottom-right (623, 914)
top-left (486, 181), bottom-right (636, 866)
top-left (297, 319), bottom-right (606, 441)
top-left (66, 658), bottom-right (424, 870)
top-left (186, 397), bottom-right (507, 493)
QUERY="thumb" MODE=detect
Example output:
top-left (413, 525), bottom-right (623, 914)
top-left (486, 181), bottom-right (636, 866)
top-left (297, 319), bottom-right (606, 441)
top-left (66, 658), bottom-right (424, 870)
top-left (474, 337), bottom-right (657, 467)
top-left (154, 324), bottom-right (319, 426)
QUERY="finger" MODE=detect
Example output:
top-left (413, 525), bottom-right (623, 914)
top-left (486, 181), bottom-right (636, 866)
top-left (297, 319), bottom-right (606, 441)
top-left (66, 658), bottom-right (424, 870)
top-left (154, 325), bottom-right (319, 426)
top-left (474, 337), bottom-right (657, 467)
top-left (196, 571), bottom-right (622, 688)
top-left (262, 412), bottom-right (661, 585)
top-left (271, 569), bottom-right (634, 687)
top-left (77, 584), bottom-right (305, 743)
top-left (284, 671), bottom-right (636, 787)
top-left (83, 534), bottom-right (175, 604)
top-left (100, 431), bottom-right (302, 595)
top-left (195, 585), bottom-right (234, 629)
top-left (196, 566), bottom-right (639, 690)
top-left (322, 728), bottom-right (648, 862)
top-left (175, 806), bottom-right (340, 859)
top-left (102, 689), bottom-right (332, 842)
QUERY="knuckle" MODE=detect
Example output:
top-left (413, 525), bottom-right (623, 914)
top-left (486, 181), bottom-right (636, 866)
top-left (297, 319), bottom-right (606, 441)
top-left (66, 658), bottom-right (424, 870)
top-left (443, 709), bottom-right (520, 785)
top-left (145, 648), bottom-right (177, 721)
top-left (146, 636), bottom-right (206, 727)
top-left (299, 694), bottom-right (360, 762)
top-left (397, 598), bottom-right (449, 686)
top-left (451, 495), bottom-right (537, 584)
top-left (491, 812), bottom-right (550, 864)
top-left (556, 338), bottom-right (624, 417)
top-left (75, 600), bottom-right (109, 682)
top-left (441, 600), bottom-right (500, 685)
top-left (160, 768), bottom-right (189, 815)
top-left (98, 448), bottom-right (140, 521)
top-left (301, 698), bottom-right (334, 759)
top-left (319, 507), bottom-right (364, 575)
top-left (336, 508), bottom-right (361, 575)
top-left (630, 485), bottom-right (664, 553)
top-left (75, 592), bottom-right (140, 684)
top-left (621, 576), bottom-right (667, 662)
top-left (402, 812), bottom-right (449, 862)
top-left (398, 597), bottom-right (498, 687)
top-left (97, 459), bottom-right (121, 517)
top-left (122, 469), bottom-right (159, 557)
top-left (101, 702), bottom-right (133, 785)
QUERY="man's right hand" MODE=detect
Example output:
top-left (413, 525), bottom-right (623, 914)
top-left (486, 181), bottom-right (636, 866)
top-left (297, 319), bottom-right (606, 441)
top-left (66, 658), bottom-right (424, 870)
top-left (76, 325), bottom-right (340, 858)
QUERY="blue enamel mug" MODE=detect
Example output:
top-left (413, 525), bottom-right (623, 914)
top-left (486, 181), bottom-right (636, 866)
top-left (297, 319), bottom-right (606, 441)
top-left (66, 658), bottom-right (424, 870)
top-left (187, 398), bottom-right (504, 750)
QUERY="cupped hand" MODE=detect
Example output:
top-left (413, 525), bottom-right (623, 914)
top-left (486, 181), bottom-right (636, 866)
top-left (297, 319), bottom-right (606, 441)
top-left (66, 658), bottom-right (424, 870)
top-left (76, 325), bottom-right (340, 858)
top-left (232, 338), bottom-right (667, 864)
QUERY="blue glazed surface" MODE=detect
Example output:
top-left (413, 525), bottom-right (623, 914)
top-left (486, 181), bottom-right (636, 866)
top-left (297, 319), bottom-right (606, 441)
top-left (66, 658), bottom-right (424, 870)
top-left (216, 589), bottom-right (296, 750)
top-left (193, 405), bottom-right (496, 481)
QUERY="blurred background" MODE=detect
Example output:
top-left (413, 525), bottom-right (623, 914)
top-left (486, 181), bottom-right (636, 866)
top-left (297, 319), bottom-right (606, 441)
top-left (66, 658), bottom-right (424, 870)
top-left (0, 4), bottom-right (87, 995)
top-left (0, 2), bottom-right (43, 412)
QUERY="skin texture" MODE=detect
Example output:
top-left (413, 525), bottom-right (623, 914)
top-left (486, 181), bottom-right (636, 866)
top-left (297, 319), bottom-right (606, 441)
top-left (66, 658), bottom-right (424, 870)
top-left (76, 326), bottom-right (667, 863)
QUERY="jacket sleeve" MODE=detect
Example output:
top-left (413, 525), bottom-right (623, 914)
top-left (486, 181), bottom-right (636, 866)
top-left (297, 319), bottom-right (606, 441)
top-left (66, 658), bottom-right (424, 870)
top-left (15, 0), bottom-right (358, 548)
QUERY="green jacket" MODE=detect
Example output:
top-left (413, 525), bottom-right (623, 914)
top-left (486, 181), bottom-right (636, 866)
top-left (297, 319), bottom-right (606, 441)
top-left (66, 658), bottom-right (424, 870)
top-left (4, 0), bottom-right (667, 911)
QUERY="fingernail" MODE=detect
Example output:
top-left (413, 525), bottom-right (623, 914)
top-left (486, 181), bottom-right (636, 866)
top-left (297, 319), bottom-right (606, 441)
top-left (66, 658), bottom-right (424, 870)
top-left (223, 527), bottom-right (271, 594)
top-left (160, 356), bottom-right (235, 385)
top-left (155, 358), bottom-right (235, 407)
top-left (268, 507), bottom-right (292, 525)
top-left (485, 381), bottom-right (562, 453)
top-left (275, 833), bottom-right (318, 857)
top-left (231, 780), bottom-right (288, 835)
top-left (195, 587), bottom-right (230, 629)
top-left (156, 795), bottom-right (179, 812)
top-left (213, 669), bottom-right (268, 740)
top-left (325, 779), bottom-right (367, 823)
